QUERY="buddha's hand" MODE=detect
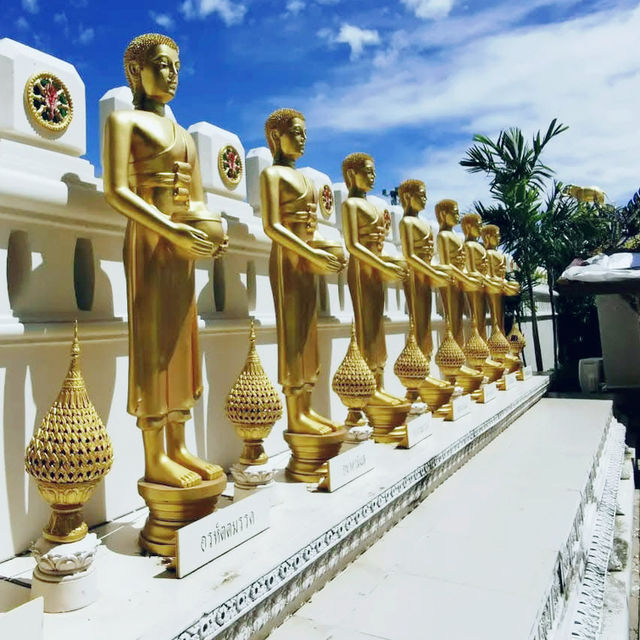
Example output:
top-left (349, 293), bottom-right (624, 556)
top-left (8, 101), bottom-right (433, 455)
top-left (383, 262), bottom-right (408, 282)
top-left (212, 234), bottom-right (229, 259)
top-left (169, 223), bottom-right (214, 258)
top-left (309, 248), bottom-right (343, 274)
top-left (460, 274), bottom-right (482, 292)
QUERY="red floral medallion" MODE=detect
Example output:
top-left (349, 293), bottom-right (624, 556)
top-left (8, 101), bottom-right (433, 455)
top-left (218, 144), bottom-right (243, 189)
top-left (24, 72), bottom-right (73, 133)
top-left (319, 184), bottom-right (334, 219)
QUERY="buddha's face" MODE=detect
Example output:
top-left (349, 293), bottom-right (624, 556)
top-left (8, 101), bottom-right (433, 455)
top-left (463, 218), bottom-right (481, 239)
top-left (482, 229), bottom-right (499, 248)
top-left (408, 185), bottom-right (427, 212)
top-left (352, 159), bottom-right (376, 192)
top-left (137, 44), bottom-right (180, 104)
top-left (277, 117), bottom-right (307, 159)
top-left (445, 205), bottom-right (459, 227)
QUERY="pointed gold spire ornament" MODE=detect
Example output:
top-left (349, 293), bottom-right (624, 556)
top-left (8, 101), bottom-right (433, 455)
top-left (332, 323), bottom-right (376, 441)
top-left (507, 323), bottom-right (526, 378)
top-left (25, 322), bottom-right (113, 544)
top-left (225, 320), bottom-right (283, 467)
top-left (434, 323), bottom-right (466, 383)
top-left (394, 319), bottom-right (429, 404)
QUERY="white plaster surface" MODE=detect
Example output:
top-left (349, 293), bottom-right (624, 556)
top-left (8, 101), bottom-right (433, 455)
top-left (269, 396), bottom-right (615, 640)
top-left (0, 376), bottom-right (548, 639)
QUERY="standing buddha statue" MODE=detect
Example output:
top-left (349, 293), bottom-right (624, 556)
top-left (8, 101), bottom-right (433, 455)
top-left (397, 179), bottom-right (455, 412)
top-left (103, 33), bottom-right (227, 555)
top-left (260, 108), bottom-right (346, 482)
top-left (433, 199), bottom-right (485, 394)
top-left (342, 153), bottom-right (411, 443)
top-left (460, 213), bottom-right (505, 383)
top-left (481, 224), bottom-right (521, 374)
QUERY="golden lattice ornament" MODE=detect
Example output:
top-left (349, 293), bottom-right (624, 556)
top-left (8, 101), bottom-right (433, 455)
top-left (332, 324), bottom-right (376, 427)
top-left (25, 323), bottom-right (113, 543)
top-left (225, 321), bottom-right (282, 465)
top-left (487, 325), bottom-right (510, 363)
top-left (507, 323), bottom-right (526, 356)
top-left (435, 325), bottom-right (465, 378)
top-left (464, 324), bottom-right (490, 368)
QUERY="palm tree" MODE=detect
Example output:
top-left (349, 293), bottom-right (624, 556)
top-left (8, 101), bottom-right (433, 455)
top-left (460, 119), bottom-right (568, 372)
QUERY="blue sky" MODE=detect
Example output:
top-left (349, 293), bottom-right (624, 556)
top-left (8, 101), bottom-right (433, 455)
top-left (4, 0), bottom-right (640, 213)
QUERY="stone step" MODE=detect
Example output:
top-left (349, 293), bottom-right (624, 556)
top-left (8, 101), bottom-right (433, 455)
top-left (268, 398), bottom-right (626, 640)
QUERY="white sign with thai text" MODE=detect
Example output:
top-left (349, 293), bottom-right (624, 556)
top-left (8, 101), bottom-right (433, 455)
top-left (400, 413), bottom-right (432, 449)
top-left (479, 382), bottom-right (497, 404)
top-left (176, 491), bottom-right (270, 578)
top-left (503, 372), bottom-right (518, 389)
top-left (324, 441), bottom-right (374, 492)
top-left (449, 394), bottom-right (472, 421)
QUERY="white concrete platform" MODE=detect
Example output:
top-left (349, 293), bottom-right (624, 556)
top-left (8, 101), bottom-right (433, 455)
top-left (0, 376), bottom-right (548, 639)
top-left (268, 398), bottom-right (626, 640)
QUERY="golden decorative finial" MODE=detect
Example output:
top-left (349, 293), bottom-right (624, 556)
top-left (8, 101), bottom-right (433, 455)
top-left (225, 320), bottom-right (283, 466)
top-left (25, 323), bottom-right (113, 543)
top-left (463, 321), bottom-right (490, 369)
top-left (507, 323), bottom-right (526, 357)
top-left (332, 323), bottom-right (376, 429)
top-left (394, 319), bottom-right (429, 402)
top-left (434, 324), bottom-right (466, 382)
top-left (487, 323), bottom-right (510, 364)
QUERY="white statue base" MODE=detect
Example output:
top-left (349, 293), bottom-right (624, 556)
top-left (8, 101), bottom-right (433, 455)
top-left (344, 424), bottom-right (373, 443)
top-left (30, 534), bottom-right (100, 613)
top-left (231, 462), bottom-right (276, 503)
top-left (408, 401), bottom-right (428, 416)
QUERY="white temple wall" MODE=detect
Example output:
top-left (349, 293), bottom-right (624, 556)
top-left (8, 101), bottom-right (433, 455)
top-left (0, 38), bottom-right (553, 560)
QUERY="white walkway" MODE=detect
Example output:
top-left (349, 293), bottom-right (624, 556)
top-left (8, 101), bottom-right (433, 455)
top-left (269, 398), bottom-right (615, 640)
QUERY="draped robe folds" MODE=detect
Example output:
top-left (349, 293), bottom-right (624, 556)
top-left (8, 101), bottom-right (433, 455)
top-left (464, 240), bottom-right (489, 341)
top-left (125, 121), bottom-right (202, 418)
top-left (269, 173), bottom-right (320, 390)
top-left (347, 205), bottom-right (387, 375)
top-left (401, 218), bottom-right (435, 359)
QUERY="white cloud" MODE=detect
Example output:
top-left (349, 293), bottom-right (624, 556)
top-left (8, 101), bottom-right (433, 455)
top-left (180, 0), bottom-right (246, 26)
top-left (304, 6), bottom-right (640, 205)
top-left (21, 0), bottom-right (38, 14)
top-left (401, 0), bottom-right (455, 20)
top-left (150, 11), bottom-right (175, 29)
top-left (77, 25), bottom-right (94, 44)
top-left (286, 0), bottom-right (305, 15)
top-left (321, 23), bottom-right (381, 60)
top-left (15, 16), bottom-right (30, 30)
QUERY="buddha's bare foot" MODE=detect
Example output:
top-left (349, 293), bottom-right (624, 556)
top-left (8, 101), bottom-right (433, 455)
top-left (145, 454), bottom-right (202, 488)
top-left (307, 408), bottom-right (339, 431)
top-left (370, 388), bottom-right (403, 406)
top-left (288, 413), bottom-right (332, 436)
top-left (169, 446), bottom-right (223, 481)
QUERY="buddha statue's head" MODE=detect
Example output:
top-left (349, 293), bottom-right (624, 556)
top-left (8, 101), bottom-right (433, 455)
top-left (481, 224), bottom-right (500, 249)
top-left (342, 153), bottom-right (375, 194)
top-left (398, 179), bottom-right (427, 215)
top-left (461, 213), bottom-right (482, 240)
top-left (124, 33), bottom-right (180, 109)
top-left (265, 108), bottom-right (306, 162)
top-left (435, 199), bottom-right (459, 229)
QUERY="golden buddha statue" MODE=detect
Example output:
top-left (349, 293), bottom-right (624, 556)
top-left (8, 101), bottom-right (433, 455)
top-left (397, 179), bottom-right (454, 411)
top-left (341, 153), bottom-right (411, 443)
top-left (481, 224), bottom-right (521, 373)
top-left (460, 213), bottom-right (505, 383)
top-left (260, 108), bottom-right (345, 481)
top-left (103, 34), bottom-right (226, 554)
top-left (433, 199), bottom-right (485, 394)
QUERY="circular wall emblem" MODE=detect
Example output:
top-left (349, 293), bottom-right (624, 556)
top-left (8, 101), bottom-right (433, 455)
top-left (24, 72), bottom-right (73, 133)
top-left (382, 209), bottom-right (392, 235)
top-left (218, 145), bottom-right (243, 189)
top-left (319, 184), bottom-right (334, 219)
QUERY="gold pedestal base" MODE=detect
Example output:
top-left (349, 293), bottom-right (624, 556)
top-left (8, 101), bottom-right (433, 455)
top-left (283, 429), bottom-right (347, 483)
top-left (481, 358), bottom-right (505, 383)
top-left (418, 376), bottom-right (455, 412)
top-left (505, 354), bottom-right (522, 374)
top-left (365, 402), bottom-right (412, 444)
top-left (137, 474), bottom-right (227, 557)
top-left (453, 366), bottom-right (484, 395)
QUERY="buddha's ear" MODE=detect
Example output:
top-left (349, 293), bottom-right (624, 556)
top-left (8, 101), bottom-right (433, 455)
top-left (127, 61), bottom-right (141, 84)
top-left (345, 168), bottom-right (355, 188)
top-left (269, 128), bottom-right (281, 150)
